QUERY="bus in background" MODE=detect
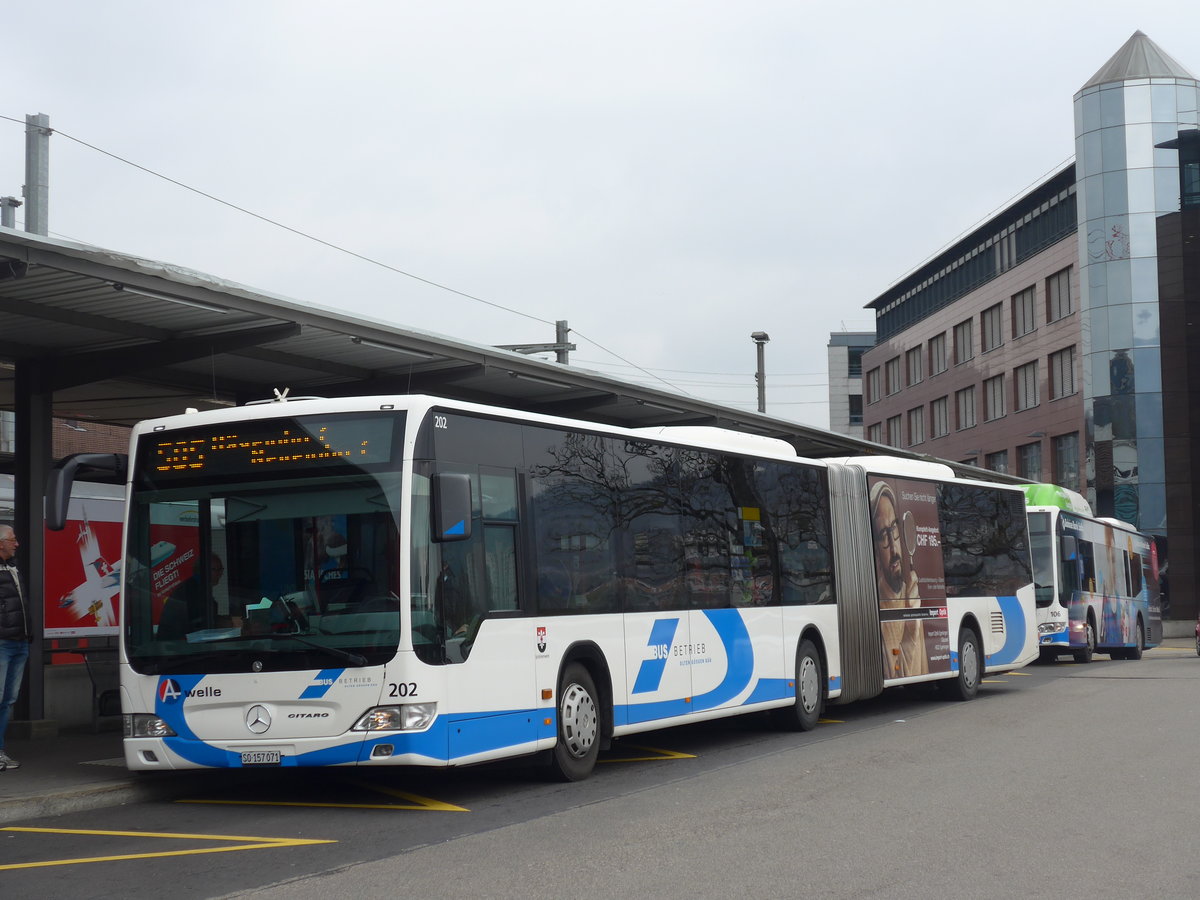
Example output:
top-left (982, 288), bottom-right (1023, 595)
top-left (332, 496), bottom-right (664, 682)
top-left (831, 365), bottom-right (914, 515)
top-left (48, 395), bottom-right (1038, 780)
top-left (1024, 483), bottom-right (1162, 663)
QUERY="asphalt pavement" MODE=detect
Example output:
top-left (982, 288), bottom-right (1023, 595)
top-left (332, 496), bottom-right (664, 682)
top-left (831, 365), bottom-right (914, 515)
top-left (2, 635), bottom-right (1195, 827)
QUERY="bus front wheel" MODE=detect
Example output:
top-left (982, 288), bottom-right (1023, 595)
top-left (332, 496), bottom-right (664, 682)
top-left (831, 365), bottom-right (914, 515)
top-left (1073, 620), bottom-right (1095, 664)
top-left (547, 662), bottom-right (601, 782)
top-left (940, 627), bottom-right (981, 701)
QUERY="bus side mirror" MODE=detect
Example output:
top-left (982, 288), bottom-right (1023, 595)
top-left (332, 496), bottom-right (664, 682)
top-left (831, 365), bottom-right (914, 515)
top-left (431, 473), bottom-right (472, 543)
top-left (46, 453), bottom-right (127, 531)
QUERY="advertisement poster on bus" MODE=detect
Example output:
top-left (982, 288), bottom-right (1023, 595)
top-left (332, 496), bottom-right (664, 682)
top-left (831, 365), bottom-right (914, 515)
top-left (868, 475), bottom-right (950, 679)
top-left (43, 494), bottom-right (124, 638)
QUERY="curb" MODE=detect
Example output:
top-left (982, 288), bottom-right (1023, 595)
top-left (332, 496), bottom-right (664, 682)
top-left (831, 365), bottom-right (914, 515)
top-left (0, 774), bottom-right (197, 826)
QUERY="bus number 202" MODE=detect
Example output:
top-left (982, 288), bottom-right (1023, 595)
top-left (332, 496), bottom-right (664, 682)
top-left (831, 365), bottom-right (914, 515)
top-left (388, 682), bottom-right (418, 697)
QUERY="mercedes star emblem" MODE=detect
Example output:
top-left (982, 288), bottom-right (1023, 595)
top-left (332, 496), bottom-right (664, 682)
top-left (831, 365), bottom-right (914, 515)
top-left (245, 705), bottom-right (272, 734)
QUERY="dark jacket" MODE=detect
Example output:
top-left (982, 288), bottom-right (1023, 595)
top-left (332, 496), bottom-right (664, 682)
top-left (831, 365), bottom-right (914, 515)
top-left (0, 559), bottom-right (30, 643)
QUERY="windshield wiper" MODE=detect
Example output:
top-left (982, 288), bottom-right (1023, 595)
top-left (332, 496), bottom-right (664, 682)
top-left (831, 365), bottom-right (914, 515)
top-left (264, 633), bottom-right (368, 667)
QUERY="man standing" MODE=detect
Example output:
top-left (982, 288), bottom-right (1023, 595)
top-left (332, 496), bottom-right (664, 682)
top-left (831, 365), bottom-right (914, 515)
top-left (0, 524), bottom-right (29, 771)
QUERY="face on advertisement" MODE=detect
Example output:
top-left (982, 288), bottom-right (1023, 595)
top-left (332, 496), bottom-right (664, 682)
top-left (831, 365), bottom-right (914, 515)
top-left (872, 488), bottom-right (905, 595)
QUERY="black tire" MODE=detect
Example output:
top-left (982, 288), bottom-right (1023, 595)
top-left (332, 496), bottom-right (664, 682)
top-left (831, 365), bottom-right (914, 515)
top-left (1073, 619), bottom-right (1095, 664)
top-left (1126, 620), bottom-right (1145, 661)
top-left (547, 662), bottom-right (601, 782)
top-left (940, 626), bottom-right (981, 701)
top-left (772, 638), bottom-right (824, 731)
top-left (1195, 632), bottom-right (1200, 658)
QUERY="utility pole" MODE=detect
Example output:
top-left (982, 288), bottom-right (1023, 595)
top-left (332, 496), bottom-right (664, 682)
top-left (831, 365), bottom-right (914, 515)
top-left (24, 113), bottom-right (50, 236)
top-left (751, 331), bottom-right (770, 413)
top-left (496, 319), bottom-right (576, 364)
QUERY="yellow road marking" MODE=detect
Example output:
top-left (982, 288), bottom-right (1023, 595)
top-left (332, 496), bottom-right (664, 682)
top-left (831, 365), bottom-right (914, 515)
top-left (177, 777), bottom-right (468, 812)
top-left (601, 744), bottom-right (696, 763)
top-left (1005, 671), bottom-right (1033, 676)
top-left (818, 718), bottom-right (844, 724)
top-left (179, 799), bottom-right (462, 811)
top-left (0, 826), bottom-right (334, 871)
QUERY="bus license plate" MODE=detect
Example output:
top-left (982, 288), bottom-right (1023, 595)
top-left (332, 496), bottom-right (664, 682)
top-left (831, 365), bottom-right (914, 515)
top-left (240, 750), bottom-right (282, 766)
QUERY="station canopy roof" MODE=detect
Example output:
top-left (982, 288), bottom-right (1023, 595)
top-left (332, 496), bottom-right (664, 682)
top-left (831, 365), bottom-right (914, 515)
top-left (1, 227), bottom-right (926, 464)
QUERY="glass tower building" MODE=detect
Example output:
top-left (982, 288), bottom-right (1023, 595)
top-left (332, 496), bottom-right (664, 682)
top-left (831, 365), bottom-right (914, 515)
top-left (1074, 31), bottom-right (1200, 533)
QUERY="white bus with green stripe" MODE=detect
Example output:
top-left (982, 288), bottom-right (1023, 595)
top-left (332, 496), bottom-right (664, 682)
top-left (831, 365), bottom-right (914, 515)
top-left (1023, 484), bottom-right (1162, 662)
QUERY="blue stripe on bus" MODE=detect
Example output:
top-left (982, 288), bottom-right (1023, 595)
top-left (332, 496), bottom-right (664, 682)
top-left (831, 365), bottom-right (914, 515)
top-left (744, 678), bottom-right (790, 705)
top-left (631, 618), bottom-right (680, 694)
top-left (987, 595), bottom-right (1027, 666)
top-left (156, 675), bottom-right (243, 768)
top-left (299, 669), bottom-right (345, 699)
top-left (691, 608), bottom-right (755, 708)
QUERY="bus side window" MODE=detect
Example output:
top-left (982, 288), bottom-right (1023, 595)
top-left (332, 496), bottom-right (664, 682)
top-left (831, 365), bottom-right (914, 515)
top-left (1078, 541), bottom-right (1096, 593)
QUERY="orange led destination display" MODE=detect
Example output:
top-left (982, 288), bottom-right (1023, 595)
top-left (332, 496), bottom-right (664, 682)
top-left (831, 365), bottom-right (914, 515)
top-left (144, 415), bottom-right (397, 481)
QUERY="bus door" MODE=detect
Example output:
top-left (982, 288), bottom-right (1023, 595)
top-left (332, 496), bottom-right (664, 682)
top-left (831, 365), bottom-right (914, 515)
top-left (427, 467), bottom-right (537, 761)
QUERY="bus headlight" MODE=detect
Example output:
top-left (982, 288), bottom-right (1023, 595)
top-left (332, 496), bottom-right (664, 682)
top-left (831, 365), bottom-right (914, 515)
top-left (1038, 622), bottom-right (1066, 635)
top-left (123, 714), bottom-right (177, 738)
top-left (352, 703), bottom-right (437, 732)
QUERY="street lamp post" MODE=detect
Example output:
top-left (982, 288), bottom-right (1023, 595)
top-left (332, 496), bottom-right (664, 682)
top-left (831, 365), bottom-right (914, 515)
top-left (751, 331), bottom-right (770, 413)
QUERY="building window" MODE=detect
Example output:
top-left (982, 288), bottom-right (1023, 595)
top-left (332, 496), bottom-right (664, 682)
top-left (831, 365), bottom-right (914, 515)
top-left (930, 397), bottom-right (949, 438)
top-left (885, 357), bottom-right (902, 396)
top-left (906, 347), bottom-right (923, 386)
top-left (866, 367), bottom-right (881, 404)
top-left (981, 303), bottom-right (1003, 352)
top-left (1047, 267), bottom-right (1072, 322)
top-left (1050, 346), bottom-right (1076, 399)
top-left (1015, 361), bottom-right (1039, 411)
top-left (849, 394), bottom-right (863, 426)
top-left (847, 346), bottom-right (866, 378)
top-left (956, 386), bottom-right (976, 430)
top-left (1017, 442), bottom-right (1042, 480)
top-left (985, 450), bottom-right (1009, 474)
top-left (929, 333), bottom-right (947, 376)
top-left (867, 422), bottom-right (882, 443)
top-left (996, 230), bottom-right (1016, 272)
top-left (1012, 286), bottom-right (1036, 338)
top-left (907, 407), bottom-right (925, 446)
top-left (954, 319), bottom-right (974, 365)
top-left (886, 415), bottom-right (902, 448)
top-left (1053, 432), bottom-right (1080, 490)
top-left (984, 374), bottom-right (1005, 421)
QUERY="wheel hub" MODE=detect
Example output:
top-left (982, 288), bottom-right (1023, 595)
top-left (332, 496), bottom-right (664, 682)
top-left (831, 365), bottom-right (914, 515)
top-left (560, 682), bottom-right (598, 758)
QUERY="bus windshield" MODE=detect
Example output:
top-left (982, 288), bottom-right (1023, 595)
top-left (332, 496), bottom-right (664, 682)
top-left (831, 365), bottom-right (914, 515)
top-left (124, 410), bottom-right (406, 675)
top-left (1027, 511), bottom-right (1054, 608)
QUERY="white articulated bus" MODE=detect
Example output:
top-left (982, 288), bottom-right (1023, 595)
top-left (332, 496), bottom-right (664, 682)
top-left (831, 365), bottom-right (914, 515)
top-left (1023, 484), bottom-right (1162, 662)
top-left (48, 395), bottom-right (1038, 780)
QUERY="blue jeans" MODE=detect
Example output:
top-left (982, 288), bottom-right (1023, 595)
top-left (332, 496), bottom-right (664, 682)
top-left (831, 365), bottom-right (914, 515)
top-left (0, 639), bottom-right (30, 751)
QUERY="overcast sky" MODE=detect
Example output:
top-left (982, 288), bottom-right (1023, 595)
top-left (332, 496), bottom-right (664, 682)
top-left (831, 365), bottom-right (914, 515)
top-left (4, 2), bottom-right (1199, 428)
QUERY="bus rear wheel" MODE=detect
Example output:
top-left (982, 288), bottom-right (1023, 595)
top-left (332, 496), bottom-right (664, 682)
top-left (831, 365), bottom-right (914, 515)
top-left (547, 662), bottom-right (601, 782)
top-left (771, 639), bottom-right (823, 731)
top-left (1124, 621), bottom-right (1145, 661)
top-left (940, 627), bottom-right (981, 701)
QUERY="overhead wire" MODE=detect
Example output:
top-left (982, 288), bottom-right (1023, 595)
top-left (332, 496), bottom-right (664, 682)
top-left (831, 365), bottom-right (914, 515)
top-left (0, 114), bottom-right (690, 395)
